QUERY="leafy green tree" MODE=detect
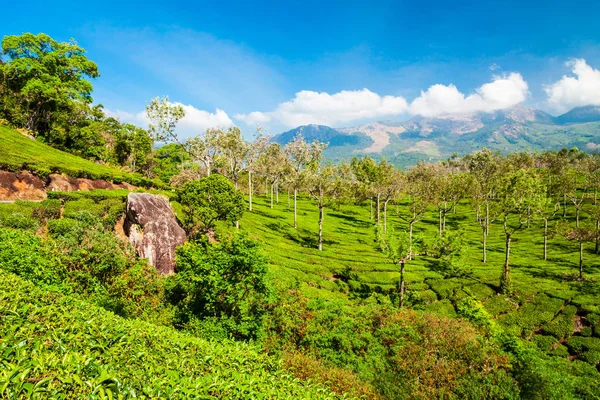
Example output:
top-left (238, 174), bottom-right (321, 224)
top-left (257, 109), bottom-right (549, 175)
top-left (114, 123), bottom-right (153, 172)
top-left (563, 223), bottom-right (596, 280)
top-left (218, 126), bottom-right (248, 189)
top-left (494, 168), bottom-right (547, 295)
top-left (246, 128), bottom-right (269, 212)
top-left (151, 143), bottom-right (191, 183)
top-left (145, 96), bottom-right (185, 145)
top-left (432, 166), bottom-right (469, 235)
top-left (351, 156), bottom-right (379, 220)
top-left (0, 33), bottom-right (99, 135)
top-left (306, 163), bottom-right (350, 250)
top-left (259, 143), bottom-right (289, 209)
top-left (169, 233), bottom-right (272, 339)
top-left (284, 133), bottom-right (327, 228)
top-left (177, 174), bottom-right (245, 237)
top-left (377, 226), bottom-right (411, 308)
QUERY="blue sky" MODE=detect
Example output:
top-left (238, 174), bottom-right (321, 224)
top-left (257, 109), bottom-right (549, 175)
top-left (3, 0), bottom-right (600, 137)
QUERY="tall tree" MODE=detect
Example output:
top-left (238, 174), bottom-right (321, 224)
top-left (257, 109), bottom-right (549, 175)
top-left (351, 156), bottom-right (379, 220)
top-left (467, 149), bottom-right (500, 263)
top-left (0, 33), bottom-right (99, 136)
top-left (377, 226), bottom-right (411, 308)
top-left (433, 166), bottom-right (469, 235)
top-left (246, 128), bottom-right (269, 212)
top-left (306, 163), bottom-right (350, 251)
top-left (284, 134), bottom-right (327, 228)
top-left (494, 168), bottom-right (547, 295)
top-left (564, 222), bottom-right (596, 280)
top-left (259, 143), bottom-right (289, 209)
top-left (145, 96), bottom-right (185, 146)
top-left (218, 126), bottom-right (249, 189)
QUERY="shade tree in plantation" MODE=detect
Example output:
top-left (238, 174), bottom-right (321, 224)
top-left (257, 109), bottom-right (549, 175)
top-left (376, 226), bottom-right (411, 308)
top-left (305, 163), bottom-right (351, 251)
top-left (563, 222), bottom-right (597, 280)
top-left (145, 96), bottom-right (186, 147)
top-left (351, 156), bottom-right (380, 220)
top-left (398, 162), bottom-right (436, 259)
top-left (493, 168), bottom-right (547, 295)
top-left (372, 159), bottom-right (395, 225)
top-left (284, 133), bottom-right (327, 228)
top-left (467, 148), bottom-right (501, 263)
top-left (187, 128), bottom-right (221, 177)
top-left (432, 166), bottom-right (469, 235)
top-left (379, 168), bottom-right (406, 233)
top-left (259, 143), bottom-right (290, 209)
top-left (177, 174), bottom-right (245, 238)
top-left (246, 128), bottom-right (269, 211)
top-left (217, 126), bottom-right (249, 189)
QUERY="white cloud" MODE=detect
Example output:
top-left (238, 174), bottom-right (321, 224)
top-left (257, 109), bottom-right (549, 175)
top-left (106, 102), bottom-right (233, 139)
top-left (544, 59), bottom-right (600, 113)
top-left (236, 89), bottom-right (408, 128)
top-left (236, 74), bottom-right (528, 128)
top-left (409, 73), bottom-right (528, 117)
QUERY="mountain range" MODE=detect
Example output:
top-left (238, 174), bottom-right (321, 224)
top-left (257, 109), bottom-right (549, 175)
top-left (271, 105), bottom-right (600, 167)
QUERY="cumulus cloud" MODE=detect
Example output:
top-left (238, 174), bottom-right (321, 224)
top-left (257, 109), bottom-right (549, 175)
top-left (235, 89), bottom-right (408, 128)
top-left (409, 73), bottom-right (528, 117)
top-left (106, 102), bottom-right (234, 139)
top-left (236, 74), bottom-right (529, 128)
top-left (545, 59), bottom-right (600, 113)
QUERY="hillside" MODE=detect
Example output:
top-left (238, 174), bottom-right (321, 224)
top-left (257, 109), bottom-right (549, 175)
top-left (0, 125), bottom-right (162, 188)
top-left (0, 270), bottom-right (338, 399)
top-left (270, 106), bottom-right (600, 167)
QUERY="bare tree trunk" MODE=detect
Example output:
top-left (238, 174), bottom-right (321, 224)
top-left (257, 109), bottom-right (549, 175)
top-left (439, 208), bottom-right (443, 236)
top-left (563, 194), bottom-right (567, 217)
top-left (409, 220), bottom-right (414, 260)
top-left (544, 217), bottom-right (548, 261)
top-left (248, 171), bottom-right (253, 211)
top-left (318, 205), bottom-right (324, 251)
top-left (483, 227), bottom-right (487, 263)
top-left (276, 182), bottom-right (279, 203)
top-left (376, 193), bottom-right (381, 224)
top-left (579, 241), bottom-right (584, 280)
top-left (384, 200), bottom-right (388, 233)
top-left (576, 207), bottom-right (580, 228)
top-left (270, 184), bottom-right (274, 209)
top-left (294, 188), bottom-right (298, 229)
top-left (370, 199), bottom-right (373, 220)
top-left (399, 260), bottom-right (405, 308)
top-left (501, 235), bottom-right (512, 295)
top-left (206, 159), bottom-right (211, 176)
top-left (596, 219), bottom-right (599, 254)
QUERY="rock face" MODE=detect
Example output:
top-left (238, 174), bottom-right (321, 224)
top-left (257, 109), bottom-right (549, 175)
top-left (123, 193), bottom-right (186, 275)
top-left (47, 174), bottom-right (136, 192)
top-left (0, 170), bottom-right (46, 200)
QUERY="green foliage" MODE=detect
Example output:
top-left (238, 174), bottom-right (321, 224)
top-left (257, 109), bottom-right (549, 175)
top-left (177, 174), bottom-right (245, 236)
top-left (1, 213), bottom-right (38, 230)
top-left (0, 271), bottom-right (338, 399)
top-left (31, 199), bottom-right (61, 222)
top-left (0, 125), bottom-right (165, 187)
top-left (168, 234), bottom-right (271, 340)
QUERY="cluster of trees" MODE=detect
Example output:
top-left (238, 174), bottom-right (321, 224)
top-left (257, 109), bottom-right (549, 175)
top-left (0, 33), bottom-right (155, 173)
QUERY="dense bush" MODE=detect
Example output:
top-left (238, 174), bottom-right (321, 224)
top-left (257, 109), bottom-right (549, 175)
top-left (31, 199), bottom-right (61, 222)
top-left (1, 212), bottom-right (38, 230)
top-left (168, 234), bottom-right (272, 340)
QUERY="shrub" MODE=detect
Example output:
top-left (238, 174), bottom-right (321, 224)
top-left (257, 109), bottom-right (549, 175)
top-left (542, 305), bottom-right (577, 340)
top-left (32, 199), bottom-right (61, 222)
top-left (2, 213), bottom-right (39, 230)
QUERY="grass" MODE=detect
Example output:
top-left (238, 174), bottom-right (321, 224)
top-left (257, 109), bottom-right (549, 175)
top-left (240, 191), bottom-right (600, 364)
top-left (0, 125), bottom-right (165, 188)
top-left (0, 270), bottom-right (341, 399)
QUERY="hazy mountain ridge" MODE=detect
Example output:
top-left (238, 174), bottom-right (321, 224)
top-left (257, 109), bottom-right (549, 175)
top-left (270, 106), bottom-right (600, 167)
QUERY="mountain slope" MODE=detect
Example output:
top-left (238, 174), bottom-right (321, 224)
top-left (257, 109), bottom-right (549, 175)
top-left (271, 106), bottom-right (600, 167)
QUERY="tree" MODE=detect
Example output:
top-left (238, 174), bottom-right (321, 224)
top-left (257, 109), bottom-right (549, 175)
top-left (306, 163), bottom-right (350, 251)
top-left (246, 128), bottom-right (269, 212)
top-left (432, 167), bottom-right (468, 235)
top-left (187, 128), bottom-right (221, 177)
top-left (494, 168), bottom-right (547, 295)
top-left (151, 143), bottom-right (191, 184)
top-left (169, 233), bottom-right (271, 339)
top-left (218, 126), bottom-right (249, 189)
top-left (284, 133), bottom-right (327, 228)
top-left (379, 168), bottom-right (405, 233)
top-left (145, 96), bottom-right (185, 146)
top-left (377, 226), bottom-right (411, 308)
top-left (398, 162), bottom-right (435, 259)
top-left (114, 123), bottom-right (153, 173)
top-left (177, 174), bottom-right (245, 238)
top-left (351, 156), bottom-right (379, 220)
top-left (467, 149), bottom-right (500, 263)
top-left (259, 143), bottom-right (289, 209)
top-left (563, 222), bottom-right (596, 280)
top-left (0, 33), bottom-right (99, 135)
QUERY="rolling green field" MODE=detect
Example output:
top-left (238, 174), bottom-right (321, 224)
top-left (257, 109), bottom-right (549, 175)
top-left (241, 192), bottom-right (600, 364)
top-left (0, 126), bottom-right (163, 188)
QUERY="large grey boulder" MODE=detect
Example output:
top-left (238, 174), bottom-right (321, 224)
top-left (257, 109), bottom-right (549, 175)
top-left (124, 193), bottom-right (186, 275)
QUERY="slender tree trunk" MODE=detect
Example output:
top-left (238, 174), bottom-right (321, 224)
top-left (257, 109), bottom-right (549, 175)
top-left (370, 199), bottom-right (373, 220)
top-left (248, 171), bottom-right (253, 211)
top-left (294, 188), bottom-right (298, 229)
top-left (594, 188), bottom-right (597, 205)
top-left (376, 193), bottom-right (381, 224)
top-left (501, 235), bottom-right (512, 295)
top-left (483, 227), bottom-right (487, 263)
top-left (443, 211), bottom-right (447, 231)
top-left (270, 184), bottom-right (274, 209)
top-left (439, 208), bottom-right (443, 236)
top-left (399, 260), bottom-right (405, 308)
top-left (563, 194), bottom-right (567, 217)
top-left (596, 219), bottom-right (599, 254)
top-left (384, 200), bottom-right (388, 233)
top-left (318, 205), bottom-right (324, 251)
top-left (276, 182), bottom-right (279, 203)
top-left (576, 207), bottom-right (580, 228)
top-left (206, 159), bottom-right (211, 176)
top-left (579, 242), bottom-right (584, 280)
top-left (409, 220), bottom-right (414, 260)
top-left (544, 217), bottom-right (548, 261)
